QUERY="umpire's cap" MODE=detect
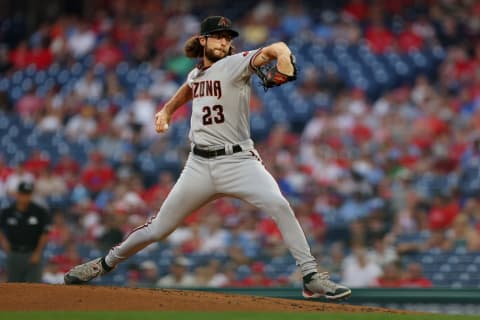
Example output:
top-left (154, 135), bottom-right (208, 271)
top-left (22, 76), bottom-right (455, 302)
top-left (200, 16), bottom-right (239, 38)
top-left (18, 181), bottom-right (34, 194)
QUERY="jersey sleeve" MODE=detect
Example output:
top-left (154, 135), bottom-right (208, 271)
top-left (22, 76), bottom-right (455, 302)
top-left (227, 48), bottom-right (263, 81)
top-left (186, 68), bottom-right (200, 88)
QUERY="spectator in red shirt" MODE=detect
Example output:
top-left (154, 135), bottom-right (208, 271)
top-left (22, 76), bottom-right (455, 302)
top-left (80, 151), bottom-right (115, 196)
top-left (443, 47), bottom-right (473, 84)
top-left (397, 24), bottom-right (424, 53)
top-left (294, 202), bottom-right (326, 243)
top-left (428, 195), bottom-right (460, 231)
top-left (343, 0), bottom-right (368, 22)
top-left (112, 18), bottom-right (142, 56)
top-left (351, 120), bottom-right (373, 144)
top-left (94, 37), bottom-right (124, 70)
top-left (30, 47), bottom-right (53, 70)
top-left (9, 41), bottom-right (32, 70)
top-left (411, 114), bottom-right (448, 151)
top-left (54, 155), bottom-right (80, 176)
top-left (267, 123), bottom-right (299, 152)
top-left (0, 155), bottom-right (13, 185)
top-left (401, 262), bottom-right (432, 288)
top-left (373, 262), bottom-right (404, 288)
top-left (23, 149), bottom-right (51, 177)
top-left (48, 211), bottom-right (72, 247)
top-left (49, 242), bottom-right (83, 273)
top-left (384, 1), bottom-right (414, 16)
top-left (53, 155), bottom-right (81, 189)
top-left (30, 36), bottom-right (53, 70)
top-left (141, 171), bottom-right (175, 207)
top-left (240, 262), bottom-right (275, 287)
top-left (258, 217), bottom-right (282, 246)
top-left (365, 21), bottom-right (394, 54)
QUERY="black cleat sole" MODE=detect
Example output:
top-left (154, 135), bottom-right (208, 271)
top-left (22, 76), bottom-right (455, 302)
top-left (325, 290), bottom-right (352, 301)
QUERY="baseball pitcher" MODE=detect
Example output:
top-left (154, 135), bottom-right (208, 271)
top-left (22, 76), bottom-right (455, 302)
top-left (64, 16), bottom-right (351, 301)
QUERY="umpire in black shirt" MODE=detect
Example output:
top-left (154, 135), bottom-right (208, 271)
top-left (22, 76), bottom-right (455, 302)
top-left (0, 181), bottom-right (51, 282)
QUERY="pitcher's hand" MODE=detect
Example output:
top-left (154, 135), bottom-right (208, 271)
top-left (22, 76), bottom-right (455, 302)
top-left (155, 110), bottom-right (170, 133)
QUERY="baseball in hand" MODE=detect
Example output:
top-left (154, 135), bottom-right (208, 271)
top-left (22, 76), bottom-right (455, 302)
top-left (164, 124), bottom-right (169, 130)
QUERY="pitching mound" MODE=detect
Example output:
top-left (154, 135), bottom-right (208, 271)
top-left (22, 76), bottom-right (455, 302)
top-left (0, 283), bottom-right (406, 313)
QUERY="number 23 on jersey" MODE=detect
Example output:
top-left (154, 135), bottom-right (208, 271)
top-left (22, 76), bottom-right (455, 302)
top-left (202, 105), bottom-right (225, 125)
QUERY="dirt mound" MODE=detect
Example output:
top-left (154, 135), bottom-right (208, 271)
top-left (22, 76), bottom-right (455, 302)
top-left (0, 283), bottom-right (405, 313)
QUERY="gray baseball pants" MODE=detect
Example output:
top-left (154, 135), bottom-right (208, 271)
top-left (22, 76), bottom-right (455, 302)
top-left (105, 144), bottom-right (318, 276)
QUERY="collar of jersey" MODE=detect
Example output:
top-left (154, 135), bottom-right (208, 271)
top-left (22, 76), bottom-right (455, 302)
top-left (196, 61), bottom-right (212, 71)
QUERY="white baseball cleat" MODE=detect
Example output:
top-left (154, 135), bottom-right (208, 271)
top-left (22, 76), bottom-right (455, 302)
top-left (302, 272), bottom-right (351, 300)
top-left (64, 257), bottom-right (112, 285)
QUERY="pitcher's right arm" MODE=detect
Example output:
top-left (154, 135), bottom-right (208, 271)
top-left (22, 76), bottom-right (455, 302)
top-left (155, 82), bottom-right (192, 133)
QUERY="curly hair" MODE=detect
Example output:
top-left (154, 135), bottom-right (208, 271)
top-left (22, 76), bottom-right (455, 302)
top-left (184, 36), bottom-right (235, 58)
top-left (184, 36), bottom-right (203, 58)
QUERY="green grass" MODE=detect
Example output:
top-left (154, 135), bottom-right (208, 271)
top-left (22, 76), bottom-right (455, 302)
top-left (0, 312), bottom-right (479, 320)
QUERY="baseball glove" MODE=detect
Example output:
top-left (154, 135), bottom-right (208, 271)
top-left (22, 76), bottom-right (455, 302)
top-left (254, 54), bottom-right (297, 91)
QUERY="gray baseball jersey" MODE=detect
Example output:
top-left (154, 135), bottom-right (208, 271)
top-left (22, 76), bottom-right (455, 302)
top-left (186, 50), bottom-right (258, 147)
top-left (104, 49), bottom-right (319, 278)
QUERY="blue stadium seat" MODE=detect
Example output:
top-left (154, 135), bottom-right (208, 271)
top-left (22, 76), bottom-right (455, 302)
top-left (10, 87), bottom-right (23, 101)
top-left (70, 62), bottom-right (84, 77)
top-left (44, 243), bottom-right (63, 259)
top-left (34, 70), bottom-right (47, 85)
top-left (76, 244), bottom-right (94, 257)
top-left (116, 61), bottom-right (130, 77)
top-left (11, 150), bottom-right (26, 164)
top-left (25, 65), bottom-right (36, 77)
top-left (80, 54), bottom-right (94, 69)
top-left (0, 78), bottom-right (10, 91)
top-left (47, 195), bottom-right (70, 209)
top-left (236, 264), bottom-right (251, 280)
top-left (93, 63), bottom-right (106, 77)
top-left (11, 70), bottom-right (25, 85)
top-left (87, 248), bottom-right (102, 260)
top-left (157, 257), bottom-right (172, 271)
top-left (56, 69), bottom-right (71, 85)
top-left (447, 255), bottom-right (461, 264)
top-left (47, 63), bottom-right (61, 77)
top-left (466, 264), bottom-right (478, 273)
top-left (6, 124), bottom-right (20, 138)
top-left (112, 274), bottom-right (127, 285)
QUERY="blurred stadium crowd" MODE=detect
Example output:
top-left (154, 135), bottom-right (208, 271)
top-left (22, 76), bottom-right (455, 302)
top-left (1, 0), bottom-right (480, 289)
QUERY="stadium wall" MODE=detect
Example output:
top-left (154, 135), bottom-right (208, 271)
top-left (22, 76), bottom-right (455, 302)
top-left (193, 287), bottom-right (480, 315)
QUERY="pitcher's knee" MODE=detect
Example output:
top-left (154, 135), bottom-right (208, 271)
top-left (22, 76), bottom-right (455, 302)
top-left (150, 225), bottom-right (177, 242)
top-left (134, 228), bottom-right (161, 243)
top-left (149, 230), bottom-right (169, 242)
